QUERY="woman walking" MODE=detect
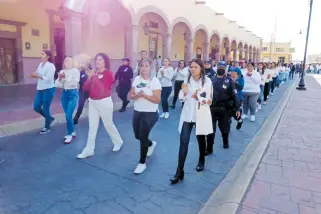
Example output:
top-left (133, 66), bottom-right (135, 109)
top-left (73, 53), bottom-right (91, 125)
top-left (30, 50), bottom-right (56, 134)
top-left (241, 63), bottom-right (261, 122)
top-left (263, 62), bottom-right (272, 104)
top-left (77, 53), bottom-right (123, 159)
top-left (157, 58), bottom-right (174, 119)
top-left (55, 57), bottom-right (80, 143)
top-left (129, 58), bottom-right (161, 174)
top-left (170, 59), bottom-right (213, 184)
top-left (170, 60), bottom-right (188, 109)
top-left (270, 62), bottom-right (277, 95)
top-left (256, 62), bottom-right (265, 111)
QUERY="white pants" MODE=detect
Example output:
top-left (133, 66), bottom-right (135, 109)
top-left (82, 97), bottom-right (123, 154)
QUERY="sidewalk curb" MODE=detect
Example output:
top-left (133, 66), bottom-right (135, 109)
top-left (197, 81), bottom-right (296, 214)
top-left (0, 100), bottom-right (134, 138)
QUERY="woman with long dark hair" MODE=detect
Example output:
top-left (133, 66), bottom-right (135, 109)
top-left (263, 62), bottom-right (272, 104)
top-left (77, 53), bottom-right (123, 159)
top-left (170, 60), bottom-right (188, 109)
top-left (129, 58), bottom-right (161, 174)
top-left (30, 50), bottom-right (56, 134)
top-left (170, 59), bottom-right (213, 184)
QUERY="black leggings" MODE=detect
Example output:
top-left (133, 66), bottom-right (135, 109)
top-left (178, 122), bottom-right (206, 168)
top-left (263, 82), bottom-right (270, 101)
top-left (270, 78), bottom-right (276, 93)
top-left (172, 80), bottom-right (184, 107)
top-left (132, 111), bottom-right (158, 164)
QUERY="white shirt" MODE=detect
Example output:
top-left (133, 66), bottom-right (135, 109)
top-left (132, 76), bottom-right (162, 112)
top-left (174, 67), bottom-right (189, 81)
top-left (35, 62), bottom-right (56, 90)
top-left (263, 69), bottom-right (273, 83)
top-left (271, 68), bottom-right (277, 77)
top-left (242, 70), bottom-right (261, 93)
top-left (157, 66), bottom-right (174, 87)
top-left (55, 68), bottom-right (80, 90)
top-left (178, 76), bottom-right (212, 126)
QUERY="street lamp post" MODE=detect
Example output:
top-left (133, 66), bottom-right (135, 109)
top-left (297, 0), bottom-right (313, 90)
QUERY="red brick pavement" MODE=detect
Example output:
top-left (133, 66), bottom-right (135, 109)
top-left (238, 75), bottom-right (321, 214)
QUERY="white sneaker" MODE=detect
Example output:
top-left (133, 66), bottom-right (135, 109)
top-left (77, 151), bottom-right (94, 159)
top-left (64, 135), bottom-right (73, 144)
top-left (263, 101), bottom-right (267, 105)
top-left (258, 104), bottom-right (262, 110)
top-left (241, 114), bottom-right (248, 120)
top-left (160, 113), bottom-right (165, 118)
top-left (250, 115), bottom-right (255, 122)
top-left (271, 92), bottom-right (274, 96)
top-left (147, 141), bottom-right (157, 157)
top-left (164, 112), bottom-right (169, 119)
top-left (112, 142), bottom-right (123, 152)
top-left (64, 132), bottom-right (76, 139)
top-left (134, 163), bottom-right (146, 174)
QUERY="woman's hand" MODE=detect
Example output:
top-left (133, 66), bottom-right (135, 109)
top-left (29, 72), bottom-right (38, 78)
top-left (58, 72), bottom-right (65, 80)
top-left (236, 111), bottom-right (240, 118)
top-left (192, 90), bottom-right (198, 100)
top-left (246, 72), bottom-right (252, 77)
top-left (86, 69), bottom-right (94, 79)
top-left (202, 99), bottom-right (207, 104)
top-left (181, 83), bottom-right (188, 95)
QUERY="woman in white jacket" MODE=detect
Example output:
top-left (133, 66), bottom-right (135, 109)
top-left (170, 59), bottom-right (213, 184)
top-left (241, 62), bottom-right (261, 122)
top-left (157, 58), bottom-right (174, 119)
top-left (55, 57), bottom-right (80, 143)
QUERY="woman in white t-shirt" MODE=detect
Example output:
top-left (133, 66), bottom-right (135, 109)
top-left (170, 58), bottom-right (213, 184)
top-left (129, 58), bottom-right (162, 174)
top-left (270, 62), bottom-right (277, 95)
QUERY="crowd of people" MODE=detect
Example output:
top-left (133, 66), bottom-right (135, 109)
top-left (28, 49), bottom-right (294, 183)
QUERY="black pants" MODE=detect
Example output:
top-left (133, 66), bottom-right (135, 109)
top-left (132, 111), bottom-right (158, 164)
top-left (206, 106), bottom-right (231, 152)
top-left (117, 84), bottom-right (131, 108)
top-left (178, 122), bottom-right (206, 168)
top-left (161, 86), bottom-right (172, 112)
top-left (74, 90), bottom-right (89, 120)
top-left (172, 80), bottom-right (184, 107)
top-left (270, 78), bottom-right (276, 93)
top-left (263, 82), bottom-right (270, 101)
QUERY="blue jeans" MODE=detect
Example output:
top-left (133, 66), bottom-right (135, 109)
top-left (161, 86), bottom-right (172, 113)
top-left (33, 87), bottom-right (56, 129)
top-left (61, 89), bottom-right (79, 135)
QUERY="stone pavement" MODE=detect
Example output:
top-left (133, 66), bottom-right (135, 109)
top-left (0, 81), bottom-right (291, 214)
top-left (238, 75), bottom-right (321, 214)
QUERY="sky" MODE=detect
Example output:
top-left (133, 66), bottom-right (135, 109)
top-left (207, 0), bottom-right (321, 60)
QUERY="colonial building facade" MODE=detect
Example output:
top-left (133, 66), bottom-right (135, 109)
top-left (0, 0), bottom-right (262, 85)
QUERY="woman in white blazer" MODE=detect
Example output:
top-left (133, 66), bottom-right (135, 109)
top-left (170, 59), bottom-right (213, 184)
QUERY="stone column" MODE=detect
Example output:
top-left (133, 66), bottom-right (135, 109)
top-left (130, 25), bottom-right (140, 65)
top-left (252, 52), bottom-right (256, 63)
top-left (256, 51), bottom-right (260, 63)
top-left (203, 42), bottom-right (210, 60)
top-left (162, 33), bottom-right (172, 59)
top-left (225, 47), bottom-right (230, 62)
top-left (249, 51), bottom-right (252, 62)
top-left (186, 38), bottom-right (194, 61)
top-left (64, 11), bottom-right (83, 56)
top-left (215, 45), bottom-right (221, 61)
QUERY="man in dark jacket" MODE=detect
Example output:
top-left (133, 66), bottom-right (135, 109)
top-left (115, 57), bottom-right (133, 112)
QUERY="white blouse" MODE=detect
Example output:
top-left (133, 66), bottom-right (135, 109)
top-left (174, 67), bottom-right (189, 81)
top-left (55, 68), bottom-right (80, 90)
top-left (157, 66), bottom-right (174, 87)
top-left (178, 76), bottom-right (213, 135)
top-left (35, 62), bottom-right (56, 90)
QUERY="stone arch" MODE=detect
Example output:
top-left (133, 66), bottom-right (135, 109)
top-left (220, 36), bottom-right (230, 61)
top-left (193, 24), bottom-right (209, 42)
top-left (209, 31), bottom-right (221, 60)
top-left (133, 5), bottom-right (170, 33)
top-left (169, 17), bottom-right (193, 36)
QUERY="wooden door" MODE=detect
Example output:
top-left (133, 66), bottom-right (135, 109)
top-left (0, 38), bottom-right (17, 84)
